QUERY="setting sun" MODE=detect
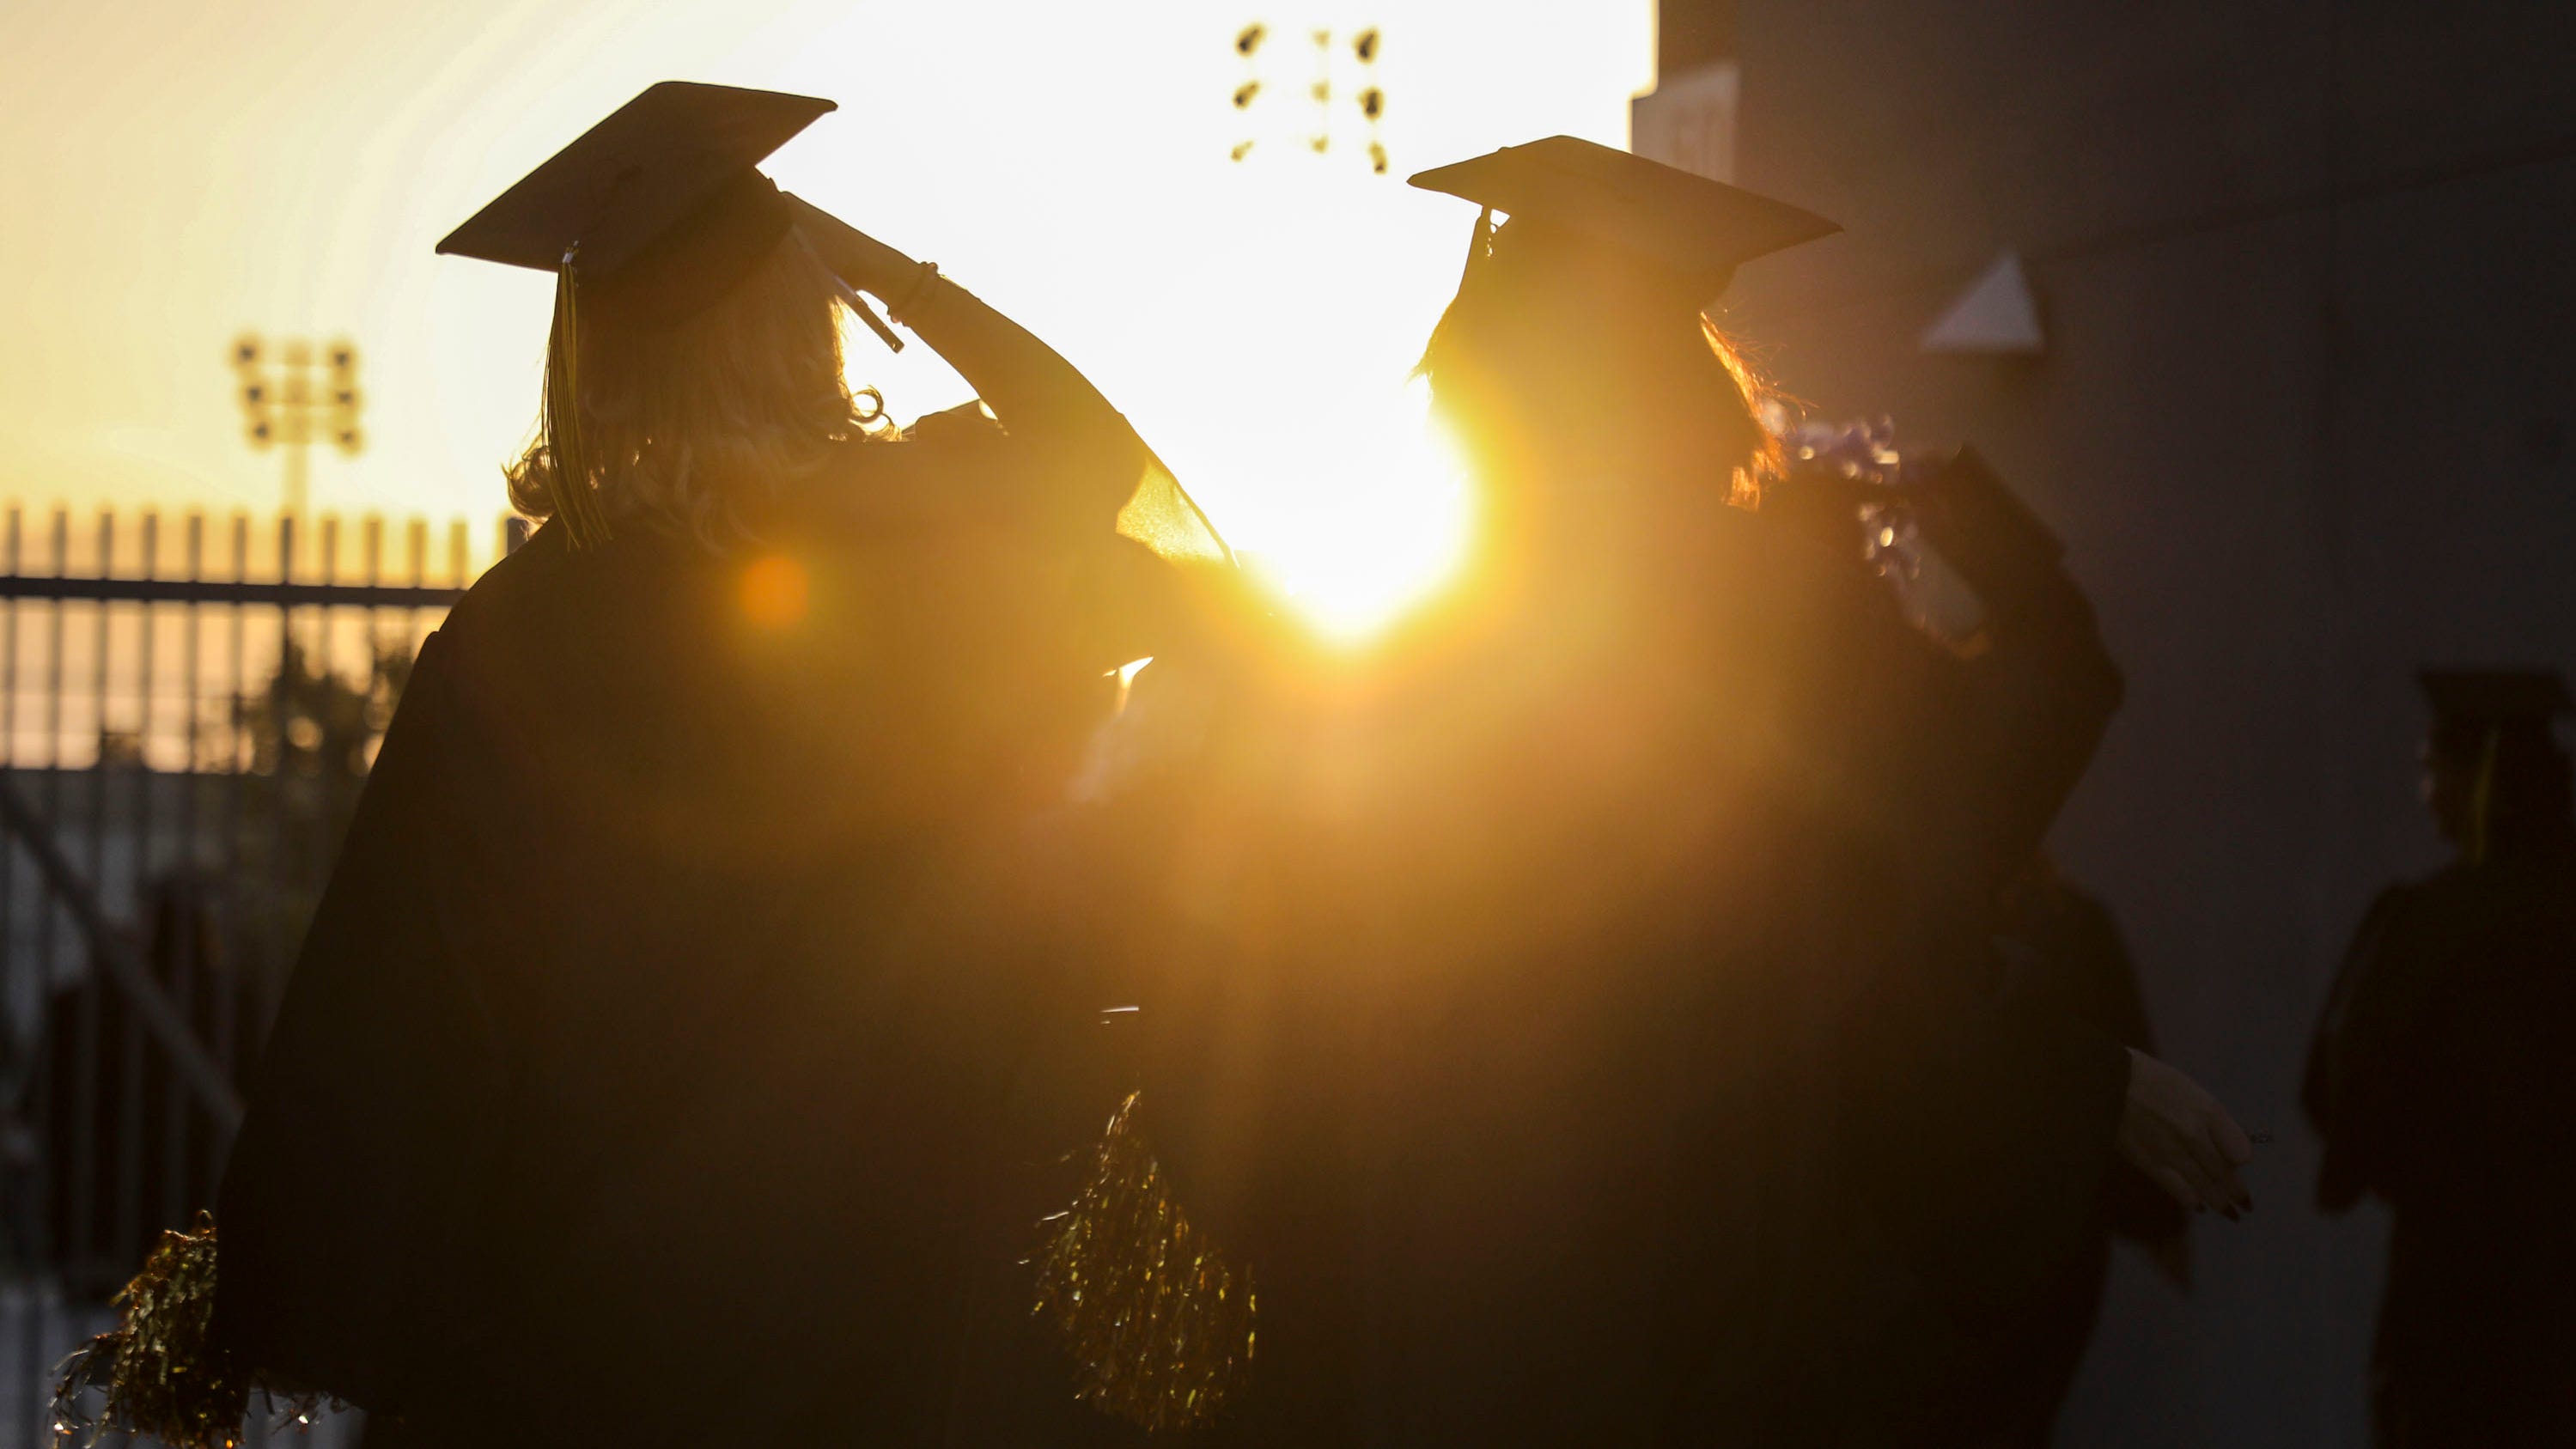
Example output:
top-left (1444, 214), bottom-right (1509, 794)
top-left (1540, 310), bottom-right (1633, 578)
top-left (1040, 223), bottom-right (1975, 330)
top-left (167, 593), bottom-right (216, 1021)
top-left (1231, 377), bottom-right (1475, 642)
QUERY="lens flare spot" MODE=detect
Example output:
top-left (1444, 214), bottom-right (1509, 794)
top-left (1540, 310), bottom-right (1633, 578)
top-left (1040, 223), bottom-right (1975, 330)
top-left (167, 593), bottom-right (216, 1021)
top-left (741, 554), bottom-right (810, 629)
top-left (1102, 655), bottom-right (1155, 715)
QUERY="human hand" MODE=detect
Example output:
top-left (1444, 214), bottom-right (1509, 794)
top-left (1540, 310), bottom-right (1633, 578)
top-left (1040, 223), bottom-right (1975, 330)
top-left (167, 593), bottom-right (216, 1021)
top-left (2117, 1048), bottom-right (2254, 1218)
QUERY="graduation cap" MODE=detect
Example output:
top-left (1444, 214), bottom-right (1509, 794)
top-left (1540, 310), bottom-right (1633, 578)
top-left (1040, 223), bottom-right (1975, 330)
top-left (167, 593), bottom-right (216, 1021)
top-left (435, 82), bottom-right (860, 545)
top-left (1408, 136), bottom-right (1840, 294)
top-left (438, 81), bottom-right (833, 322)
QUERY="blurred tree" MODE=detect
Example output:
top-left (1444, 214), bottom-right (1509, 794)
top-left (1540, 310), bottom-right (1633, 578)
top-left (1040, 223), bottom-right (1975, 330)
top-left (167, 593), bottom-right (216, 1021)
top-left (235, 636), bottom-right (412, 782)
top-left (221, 637), bottom-right (415, 996)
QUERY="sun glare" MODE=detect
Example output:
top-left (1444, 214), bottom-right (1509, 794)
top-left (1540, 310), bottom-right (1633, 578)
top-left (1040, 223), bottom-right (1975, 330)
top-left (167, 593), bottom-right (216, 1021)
top-left (1230, 378), bottom-right (1475, 644)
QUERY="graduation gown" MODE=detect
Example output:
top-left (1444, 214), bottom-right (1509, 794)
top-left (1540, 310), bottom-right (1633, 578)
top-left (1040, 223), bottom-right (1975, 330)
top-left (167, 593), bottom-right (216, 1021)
top-left (211, 275), bottom-right (1223, 1449)
top-left (1957, 868), bottom-right (2187, 1447)
top-left (2304, 838), bottom-right (2576, 1448)
top-left (1085, 454), bottom-right (2133, 1447)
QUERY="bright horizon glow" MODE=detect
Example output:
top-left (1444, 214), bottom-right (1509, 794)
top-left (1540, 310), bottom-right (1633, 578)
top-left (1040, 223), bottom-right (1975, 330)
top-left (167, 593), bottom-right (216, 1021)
top-left (1233, 376), bottom-right (1475, 642)
top-left (0, 0), bottom-right (1653, 641)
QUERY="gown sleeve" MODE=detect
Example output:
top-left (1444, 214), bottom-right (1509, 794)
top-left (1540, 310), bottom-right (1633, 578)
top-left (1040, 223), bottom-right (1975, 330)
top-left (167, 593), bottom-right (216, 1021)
top-left (211, 630), bottom-right (509, 1416)
top-left (884, 276), bottom-right (1227, 565)
top-left (1775, 462), bottom-right (2134, 1341)
top-left (784, 272), bottom-right (1238, 686)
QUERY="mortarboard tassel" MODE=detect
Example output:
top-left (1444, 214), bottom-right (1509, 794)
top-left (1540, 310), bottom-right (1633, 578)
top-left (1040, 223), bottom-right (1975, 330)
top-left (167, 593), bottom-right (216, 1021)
top-left (2468, 727), bottom-right (2500, 867)
top-left (844, 290), bottom-right (906, 354)
top-left (1032, 1091), bottom-right (1254, 1433)
top-left (798, 231), bottom-right (907, 356)
top-left (544, 249), bottom-right (614, 548)
top-left (51, 1215), bottom-right (328, 1449)
top-left (1457, 204), bottom-right (1495, 289)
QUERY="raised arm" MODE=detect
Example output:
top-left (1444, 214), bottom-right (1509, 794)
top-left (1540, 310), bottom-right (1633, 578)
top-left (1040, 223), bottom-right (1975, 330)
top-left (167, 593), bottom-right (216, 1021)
top-left (787, 195), bottom-right (1148, 515)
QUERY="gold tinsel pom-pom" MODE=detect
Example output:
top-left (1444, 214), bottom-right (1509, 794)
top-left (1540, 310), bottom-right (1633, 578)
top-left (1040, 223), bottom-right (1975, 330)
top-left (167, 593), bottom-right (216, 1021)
top-left (1033, 1092), bottom-right (1256, 1433)
top-left (51, 1214), bottom-right (310, 1449)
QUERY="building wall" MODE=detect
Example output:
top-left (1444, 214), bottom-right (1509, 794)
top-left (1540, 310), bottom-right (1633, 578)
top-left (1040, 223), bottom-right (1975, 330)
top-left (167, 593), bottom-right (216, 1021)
top-left (1722, 3), bottom-right (2576, 1444)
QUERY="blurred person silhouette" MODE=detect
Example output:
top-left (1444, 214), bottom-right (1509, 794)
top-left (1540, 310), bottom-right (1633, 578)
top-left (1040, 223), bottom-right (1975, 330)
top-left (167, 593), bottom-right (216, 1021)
top-left (2305, 669), bottom-right (2576, 1448)
top-left (56, 82), bottom-right (1231, 1449)
top-left (1076, 138), bottom-right (2252, 1448)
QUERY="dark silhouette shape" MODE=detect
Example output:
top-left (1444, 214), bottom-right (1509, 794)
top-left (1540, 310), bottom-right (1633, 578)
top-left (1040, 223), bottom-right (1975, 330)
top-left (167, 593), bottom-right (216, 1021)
top-left (2305, 668), bottom-right (2576, 1447)
top-left (210, 82), bottom-right (1225, 1449)
top-left (1087, 139), bottom-right (2217, 1447)
top-left (1959, 858), bottom-right (2190, 1447)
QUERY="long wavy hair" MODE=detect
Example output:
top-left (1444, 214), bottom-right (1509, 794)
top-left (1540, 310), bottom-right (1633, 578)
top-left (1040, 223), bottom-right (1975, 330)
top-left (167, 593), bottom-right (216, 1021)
top-left (507, 233), bottom-right (892, 549)
top-left (1416, 216), bottom-right (1781, 514)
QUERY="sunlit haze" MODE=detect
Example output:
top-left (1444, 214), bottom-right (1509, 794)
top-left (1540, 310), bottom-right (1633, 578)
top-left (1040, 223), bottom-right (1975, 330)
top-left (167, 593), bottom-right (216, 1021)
top-left (0, 0), bottom-right (1652, 639)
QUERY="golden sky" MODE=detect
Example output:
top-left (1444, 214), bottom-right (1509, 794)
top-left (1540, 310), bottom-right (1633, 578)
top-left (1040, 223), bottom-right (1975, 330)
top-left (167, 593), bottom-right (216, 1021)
top-left (0, 0), bottom-right (1651, 628)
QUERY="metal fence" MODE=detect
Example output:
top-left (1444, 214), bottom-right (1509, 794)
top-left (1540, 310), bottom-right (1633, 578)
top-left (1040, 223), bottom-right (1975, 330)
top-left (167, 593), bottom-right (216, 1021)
top-left (0, 505), bottom-right (520, 1449)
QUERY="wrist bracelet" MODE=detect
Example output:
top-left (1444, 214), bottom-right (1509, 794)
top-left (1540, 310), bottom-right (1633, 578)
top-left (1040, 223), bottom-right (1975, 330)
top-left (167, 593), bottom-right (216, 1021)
top-left (886, 260), bottom-right (943, 322)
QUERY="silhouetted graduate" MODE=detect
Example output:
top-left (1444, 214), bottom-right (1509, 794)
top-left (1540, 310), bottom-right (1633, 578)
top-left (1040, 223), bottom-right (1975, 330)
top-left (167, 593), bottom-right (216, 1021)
top-left (2305, 669), bottom-right (2576, 1448)
top-left (1091, 139), bottom-right (2250, 1448)
top-left (197, 82), bottom-right (1226, 1449)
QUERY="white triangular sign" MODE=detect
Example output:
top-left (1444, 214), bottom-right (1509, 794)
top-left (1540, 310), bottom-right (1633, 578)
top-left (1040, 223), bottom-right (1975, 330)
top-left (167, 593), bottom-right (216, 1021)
top-left (1921, 250), bottom-right (2043, 354)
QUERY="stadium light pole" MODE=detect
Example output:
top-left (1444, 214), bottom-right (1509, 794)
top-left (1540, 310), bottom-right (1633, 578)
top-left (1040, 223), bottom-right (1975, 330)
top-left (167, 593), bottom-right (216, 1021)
top-left (230, 334), bottom-right (363, 519)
